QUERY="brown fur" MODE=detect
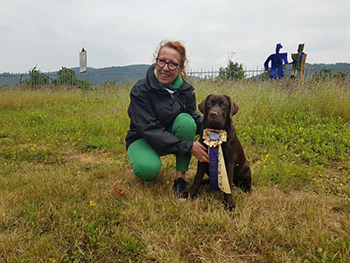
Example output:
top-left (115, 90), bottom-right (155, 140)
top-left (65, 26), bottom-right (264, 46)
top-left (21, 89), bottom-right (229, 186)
top-left (181, 94), bottom-right (251, 210)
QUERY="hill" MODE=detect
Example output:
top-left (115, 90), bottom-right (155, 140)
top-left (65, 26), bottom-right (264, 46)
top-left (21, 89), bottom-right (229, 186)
top-left (0, 64), bottom-right (151, 87)
top-left (305, 62), bottom-right (350, 73)
top-left (70, 64), bottom-right (151, 85)
top-left (289, 62), bottom-right (350, 76)
top-left (1, 63), bottom-right (350, 86)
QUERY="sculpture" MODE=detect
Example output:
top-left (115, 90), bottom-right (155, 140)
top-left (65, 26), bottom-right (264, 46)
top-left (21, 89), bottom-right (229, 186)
top-left (264, 43), bottom-right (288, 79)
top-left (291, 43), bottom-right (307, 80)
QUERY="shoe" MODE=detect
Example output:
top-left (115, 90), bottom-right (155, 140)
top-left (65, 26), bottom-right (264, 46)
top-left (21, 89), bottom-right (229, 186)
top-left (173, 177), bottom-right (187, 195)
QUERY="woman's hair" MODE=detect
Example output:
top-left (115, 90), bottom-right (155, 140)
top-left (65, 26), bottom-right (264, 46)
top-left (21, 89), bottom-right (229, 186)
top-left (154, 40), bottom-right (188, 79)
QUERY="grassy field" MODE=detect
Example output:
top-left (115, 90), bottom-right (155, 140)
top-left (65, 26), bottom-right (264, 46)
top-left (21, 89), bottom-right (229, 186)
top-left (0, 78), bottom-right (349, 262)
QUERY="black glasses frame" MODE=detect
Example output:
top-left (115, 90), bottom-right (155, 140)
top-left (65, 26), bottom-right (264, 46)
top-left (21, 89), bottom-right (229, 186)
top-left (156, 59), bottom-right (179, 71)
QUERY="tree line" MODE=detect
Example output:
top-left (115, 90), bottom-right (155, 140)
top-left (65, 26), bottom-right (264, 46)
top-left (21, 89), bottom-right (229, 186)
top-left (23, 66), bottom-right (91, 87)
top-left (23, 60), bottom-right (349, 88)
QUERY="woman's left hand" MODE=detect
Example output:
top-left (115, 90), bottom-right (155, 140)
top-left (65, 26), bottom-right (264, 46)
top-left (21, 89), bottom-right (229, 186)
top-left (189, 142), bottom-right (209, 163)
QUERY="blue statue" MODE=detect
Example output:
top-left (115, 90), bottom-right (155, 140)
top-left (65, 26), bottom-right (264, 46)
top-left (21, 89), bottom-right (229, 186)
top-left (264, 43), bottom-right (288, 79)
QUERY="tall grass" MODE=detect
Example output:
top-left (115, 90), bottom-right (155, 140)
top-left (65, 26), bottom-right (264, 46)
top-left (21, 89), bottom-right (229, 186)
top-left (0, 79), bottom-right (349, 262)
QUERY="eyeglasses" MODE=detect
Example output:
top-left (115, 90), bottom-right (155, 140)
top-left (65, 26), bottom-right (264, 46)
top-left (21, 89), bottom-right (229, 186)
top-left (156, 59), bottom-right (179, 71)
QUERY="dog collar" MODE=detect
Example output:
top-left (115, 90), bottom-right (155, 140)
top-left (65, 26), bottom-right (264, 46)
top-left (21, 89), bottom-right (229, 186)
top-left (202, 129), bottom-right (231, 194)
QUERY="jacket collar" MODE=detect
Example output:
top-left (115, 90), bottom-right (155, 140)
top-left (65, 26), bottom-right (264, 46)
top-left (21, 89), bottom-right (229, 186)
top-left (147, 65), bottom-right (191, 91)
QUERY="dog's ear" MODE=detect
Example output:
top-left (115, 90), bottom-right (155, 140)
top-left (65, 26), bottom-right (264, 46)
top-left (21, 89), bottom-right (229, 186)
top-left (226, 95), bottom-right (239, 118)
top-left (198, 95), bottom-right (210, 115)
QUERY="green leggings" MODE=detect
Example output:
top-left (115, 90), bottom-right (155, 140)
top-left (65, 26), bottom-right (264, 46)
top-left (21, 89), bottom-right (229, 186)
top-left (127, 113), bottom-right (197, 180)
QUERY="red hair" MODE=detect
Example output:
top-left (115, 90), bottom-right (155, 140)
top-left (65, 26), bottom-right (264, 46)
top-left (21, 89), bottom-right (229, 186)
top-left (154, 40), bottom-right (188, 79)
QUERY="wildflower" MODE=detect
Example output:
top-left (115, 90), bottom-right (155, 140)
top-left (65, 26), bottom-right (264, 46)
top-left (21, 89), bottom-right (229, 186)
top-left (89, 200), bottom-right (95, 207)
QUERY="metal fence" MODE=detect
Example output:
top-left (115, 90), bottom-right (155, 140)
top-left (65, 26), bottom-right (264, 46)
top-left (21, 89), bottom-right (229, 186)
top-left (187, 67), bottom-right (265, 79)
top-left (187, 67), bottom-right (319, 79)
top-left (0, 67), bottom-right (346, 87)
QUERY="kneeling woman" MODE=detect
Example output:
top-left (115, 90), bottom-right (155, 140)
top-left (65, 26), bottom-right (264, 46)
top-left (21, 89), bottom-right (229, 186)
top-left (125, 40), bottom-right (209, 195)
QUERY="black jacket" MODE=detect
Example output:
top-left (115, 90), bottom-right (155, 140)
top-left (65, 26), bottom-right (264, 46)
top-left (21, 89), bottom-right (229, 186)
top-left (125, 65), bottom-right (202, 155)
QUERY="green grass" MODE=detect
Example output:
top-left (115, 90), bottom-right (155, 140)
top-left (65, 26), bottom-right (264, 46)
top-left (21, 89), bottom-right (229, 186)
top-left (0, 79), bottom-right (349, 262)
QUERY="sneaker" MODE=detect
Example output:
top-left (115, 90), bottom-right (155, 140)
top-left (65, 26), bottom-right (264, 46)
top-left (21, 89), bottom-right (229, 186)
top-left (173, 177), bottom-right (187, 195)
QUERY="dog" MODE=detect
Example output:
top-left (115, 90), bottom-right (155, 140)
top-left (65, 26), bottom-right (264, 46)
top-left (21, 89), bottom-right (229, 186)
top-left (181, 94), bottom-right (251, 210)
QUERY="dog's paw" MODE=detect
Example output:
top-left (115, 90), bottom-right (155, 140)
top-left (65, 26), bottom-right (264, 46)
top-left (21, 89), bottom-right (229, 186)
top-left (179, 187), bottom-right (199, 199)
top-left (223, 200), bottom-right (236, 211)
top-left (201, 178), bottom-right (210, 185)
top-left (241, 185), bottom-right (252, 193)
top-left (223, 194), bottom-right (236, 211)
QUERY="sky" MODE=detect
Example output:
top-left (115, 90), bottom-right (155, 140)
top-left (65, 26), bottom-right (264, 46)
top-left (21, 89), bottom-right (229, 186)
top-left (1, 0), bottom-right (350, 73)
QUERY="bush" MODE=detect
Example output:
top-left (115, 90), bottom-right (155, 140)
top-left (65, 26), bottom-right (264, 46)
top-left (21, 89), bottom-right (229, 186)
top-left (23, 66), bottom-right (52, 86)
top-left (218, 59), bottom-right (245, 80)
top-left (53, 67), bottom-right (91, 88)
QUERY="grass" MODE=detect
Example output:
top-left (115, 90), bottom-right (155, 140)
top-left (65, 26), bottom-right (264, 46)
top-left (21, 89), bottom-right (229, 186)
top-left (0, 78), bottom-right (349, 262)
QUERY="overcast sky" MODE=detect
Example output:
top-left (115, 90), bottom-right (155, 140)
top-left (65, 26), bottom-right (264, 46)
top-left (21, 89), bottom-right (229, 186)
top-left (1, 0), bottom-right (350, 73)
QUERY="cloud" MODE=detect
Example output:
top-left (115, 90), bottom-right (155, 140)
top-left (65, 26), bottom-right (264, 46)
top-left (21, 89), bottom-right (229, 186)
top-left (1, 0), bottom-right (349, 73)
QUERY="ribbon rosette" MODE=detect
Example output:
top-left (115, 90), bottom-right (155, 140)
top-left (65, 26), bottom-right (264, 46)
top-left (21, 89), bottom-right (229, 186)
top-left (202, 129), bottom-right (231, 194)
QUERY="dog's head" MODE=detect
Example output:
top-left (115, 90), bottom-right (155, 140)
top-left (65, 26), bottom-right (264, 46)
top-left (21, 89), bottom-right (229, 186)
top-left (198, 94), bottom-right (238, 128)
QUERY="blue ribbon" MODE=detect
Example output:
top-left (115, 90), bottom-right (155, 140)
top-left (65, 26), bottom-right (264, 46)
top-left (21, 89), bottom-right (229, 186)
top-left (209, 146), bottom-right (220, 190)
top-left (208, 131), bottom-right (220, 190)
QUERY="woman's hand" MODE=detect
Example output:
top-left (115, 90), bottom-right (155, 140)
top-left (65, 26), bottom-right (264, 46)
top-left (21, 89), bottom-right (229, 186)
top-left (189, 142), bottom-right (209, 163)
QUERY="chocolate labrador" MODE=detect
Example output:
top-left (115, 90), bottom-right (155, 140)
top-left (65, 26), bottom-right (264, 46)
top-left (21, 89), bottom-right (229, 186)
top-left (181, 94), bottom-right (251, 210)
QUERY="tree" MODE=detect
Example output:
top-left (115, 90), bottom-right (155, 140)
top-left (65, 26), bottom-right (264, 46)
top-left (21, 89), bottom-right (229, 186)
top-left (54, 67), bottom-right (91, 87)
top-left (55, 67), bottom-right (79, 85)
top-left (218, 52), bottom-right (245, 80)
top-left (24, 66), bottom-right (51, 86)
top-left (311, 68), bottom-right (349, 81)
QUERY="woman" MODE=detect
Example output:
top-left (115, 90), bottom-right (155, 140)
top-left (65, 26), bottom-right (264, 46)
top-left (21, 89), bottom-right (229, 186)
top-left (126, 40), bottom-right (209, 195)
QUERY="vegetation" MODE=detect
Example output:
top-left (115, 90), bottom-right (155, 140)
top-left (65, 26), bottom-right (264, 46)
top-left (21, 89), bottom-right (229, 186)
top-left (218, 59), bottom-right (245, 80)
top-left (312, 68), bottom-right (349, 81)
top-left (218, 52), bottom-right (245, 80)
top-left (53, 67), bottom-right (91, 87)
top-left (24, 66), bottom-right (52, 86)
top-left (23, 66), bottom-right (91, 88)
top-left (0, 78), bottom-right (350, 262)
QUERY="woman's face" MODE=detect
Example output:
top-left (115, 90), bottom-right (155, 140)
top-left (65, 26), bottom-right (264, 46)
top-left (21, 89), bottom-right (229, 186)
top-left (155, 47), bottom-right (182, 86)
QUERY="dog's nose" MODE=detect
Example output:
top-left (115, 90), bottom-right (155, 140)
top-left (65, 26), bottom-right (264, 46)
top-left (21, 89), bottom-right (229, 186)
top-left (209, 111), bottom-right (218, 118)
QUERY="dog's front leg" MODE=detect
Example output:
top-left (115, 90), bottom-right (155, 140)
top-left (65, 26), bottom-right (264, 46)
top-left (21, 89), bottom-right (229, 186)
top-left (223, 162), bottom-right (235, 211)
top-left (180, 161), bottom-right (206, 199)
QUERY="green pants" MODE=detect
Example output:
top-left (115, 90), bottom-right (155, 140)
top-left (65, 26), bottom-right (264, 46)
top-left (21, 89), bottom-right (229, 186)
top-left (127, 113), bottom-right (197, 180)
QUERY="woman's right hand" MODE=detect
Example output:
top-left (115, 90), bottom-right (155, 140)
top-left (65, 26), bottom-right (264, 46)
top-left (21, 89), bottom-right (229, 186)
top-left (189, 142), bottom-right (209, 163)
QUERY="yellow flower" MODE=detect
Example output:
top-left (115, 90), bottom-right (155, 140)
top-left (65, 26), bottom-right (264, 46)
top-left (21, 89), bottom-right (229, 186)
top-left (89, 200), bottom-right (95, 207)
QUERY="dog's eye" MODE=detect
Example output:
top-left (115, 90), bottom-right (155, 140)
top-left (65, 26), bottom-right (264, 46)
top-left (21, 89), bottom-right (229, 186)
top-left (206, 102), bottom-right (212, 107)
top-left (221, 102), bottom-right (228, 108)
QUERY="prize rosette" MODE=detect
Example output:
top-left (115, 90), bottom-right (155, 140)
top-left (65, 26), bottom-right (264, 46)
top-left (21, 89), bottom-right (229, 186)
top-left (202, 129), bottom-right (227, 148)
top-left (202, 129), bottom-right (231, 194)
